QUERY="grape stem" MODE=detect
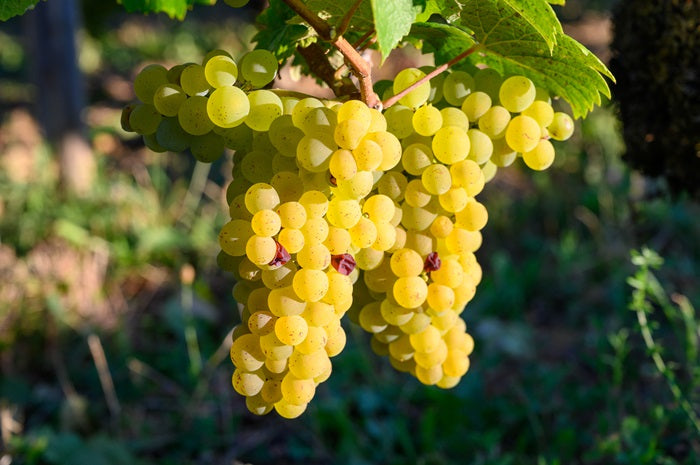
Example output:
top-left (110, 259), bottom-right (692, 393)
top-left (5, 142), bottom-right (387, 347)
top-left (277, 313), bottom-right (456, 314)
top-left (281, 0), bottom-right (381, 108)
top-left (297, 42), bottom-right (358, 98)
top-left (383, 44), bottom-right (483, 109)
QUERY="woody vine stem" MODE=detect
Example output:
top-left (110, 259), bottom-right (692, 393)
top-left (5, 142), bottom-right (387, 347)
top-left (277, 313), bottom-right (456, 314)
top-left (280, 0), bottom-right (481, 109)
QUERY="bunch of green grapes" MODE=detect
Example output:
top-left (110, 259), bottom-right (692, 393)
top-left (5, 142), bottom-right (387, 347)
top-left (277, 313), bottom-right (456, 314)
top-left (124, 52), bottom-right (579, 418)
top-left (121, 48), bottom-right (280, 162)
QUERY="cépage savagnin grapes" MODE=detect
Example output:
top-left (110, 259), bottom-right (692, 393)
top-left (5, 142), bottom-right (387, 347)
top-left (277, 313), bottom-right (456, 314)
top-left (121, 0), bottom-right (609, 418)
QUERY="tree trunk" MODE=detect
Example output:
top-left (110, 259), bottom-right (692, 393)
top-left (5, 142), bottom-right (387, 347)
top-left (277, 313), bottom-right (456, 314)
top-left (24, 0), bottom-right (95, 195)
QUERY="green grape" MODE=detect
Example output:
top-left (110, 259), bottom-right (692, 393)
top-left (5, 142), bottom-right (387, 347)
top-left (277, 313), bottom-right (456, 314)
top-left (438, 186), bottom-right (468, 213)
top-left (143, 133), bottom-right (166, 152)
top-left (450, 159), bottom-right (485, 197)
top-left (465, 128), bottom-right (493, 164)
top-left (430, 215), bottom-right (453, 238)
top-left (176, 96), bottom-right (213, 135)
top-left (393, 276), bottom-right (428, 308)
top-left (262, 261), bottom-right (297, 289)
top-left (271, 171), bottom-right (304, 203)
top-left (440, 107), bottom-right (469, 131)
top-left (329, 149), bottom-right (357, 181)
top-left (251, 209), bottom-right (282, 237)
top-left (412, 104), bottom-right (443, 136)
top-left (301, 216), bottom-right (329, 245)
top-left (121, 104), bottom-right (136, 132)
top-left (275, 315), bottom-right (309, 346)
top-left (420, 65), bottom-right (444, 103)
top-left (268, 115), bottom-right (303, 157)
top-left (204, 54), bottom-right (238, 88)
top-left (219, 219), bottom-right (254, 256)
top-left (336, 170), bottom-right (374, 199)
top-left (166, 63), bottom-right (188, 86)
top-left (241, 150), bottom-right (274, 183)
top-left (230, 333), bottom-right (264, 371)
top-left (349, 217), bottom-right (379, 249)
top-left (359, 302), bottom-right (388, 334)
top-left (461, 91), bottom-right (492, 122)
top-left (299, 190), bottom-right (329, 218)
top-left (245, 183), bottom-right (280, 214)
top-left (364, 131), bottom-right (402, 171)
top-left (337, 100), bottom-right (371, 132)
top-left (245, 89), bottom-right (283, 131)
top-left (232, 368), bottom-right (265, 397)
top-left (207, 86), bottom-right (250, 128)
top-left (352, 139), bottom-right (383, 171)
top-left (133, 64), bottom-right (168, 104)
top-left (377, 171), bottom-right (407, 201)
top-left (297, 133), bottom-right (335, 173)
top-left (298, 106), bottom-right (337, 137)
top-left (490, 137), bottom-right (517, 167)
top-left (455, 199), bottom-right (488, 231)
top-left (281, 96), bottom-right (299, 115)
top-left (156, 117), bottom-right (191, 152)
top-left (326, 197), bottom-right (361, 229)
top-left (279, 374), bottom-right (315, 409)
top-left (129, 104), bottom-right (162, 135)
top-left (404, 179), bottom-right (431, 208)
top-left (293, 269), bottom-right (329, 302)
top-left (153, 83), bottom-right (187, 117)
top-left (442, 70), bottom-right (475, 106)
top-left (334, 119), bottom-right (367, 150)
top-left (393, 68), bottom-right (431, 109)
top-left (505, 115), bottom-right (541, 153)
top-left (224, 0), bottom-right (250, 6)
top-left (390, 248), bottom-right (424, 277)
top-left (368, 108), bottom-right (387, 132)
top-left (354, 246), bottom-right (385, 271)
top-left (363, 194), bottom-right (395, 223)
top-left (499, 75), bottom-right (536, 113)
top-left (202, 49), bottom-right (232, 65)
top-left (384, 104), bottom-right (414, 139)
top-left (246, 235), bottom-right (278, 265)
top-left (548, 112), bottom-right (574, 141)
top-left (481, 160), bottom-right (497, 183)
top-left (180, 64), bottom-right (211, 96)
top-left (401, 203), bottom-right (438, 231)
top-left (291, 97), bottom-right (324, 128)
top-left (478, 105), bottom-right (511, 139)
top-left (522, 100), bottom-right (554, 127)
top-left (522, 139), bottom-right (555, 170)
top-left (297, 243), bottom-right (331, 270)
top-left (410, 325), bottom-right (441, 353)
top-left (276, 201), bottom-right (307, 229)
top-left (218, 123), bottom-right (253, 151)
top-left (421, 163), bottom-right (452, 195)
top-left (432, 126), bottom-right (469, 165)
top-left (401, 143), bottom-right (433, 175)
top-left (240, 49), bottom-right (279, 88)
top-left (473, 67), bottom-right (503, 102)
top-left (190, 131), bottom-right (225, 162)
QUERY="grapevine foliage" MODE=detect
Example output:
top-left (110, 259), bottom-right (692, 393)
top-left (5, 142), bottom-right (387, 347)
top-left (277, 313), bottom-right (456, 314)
top-left (0, 0), bottom-right (42, 21)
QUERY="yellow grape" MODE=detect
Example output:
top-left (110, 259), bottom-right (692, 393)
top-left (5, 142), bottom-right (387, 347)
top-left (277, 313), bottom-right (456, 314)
top-left (421, 163), bottom-right (452, 195)
top-left (439, 107), bottom-right (469, 131)
top-left (505, 115), bottom-right (541, 153)
top-left (478, 105), bottom-right (511, 139)
top-left (548, 112), bottom-right (575, 141)
top-left (393, 67), bottom-right (431, 109)
top-left (461, 91), bottom-right (492, 122)
top-left (522, 139), bottom-right (555, 170)
top-left (204, 54), bottom-right (238, 88)
top-left (499, 75), bottom-right (536, 113)
top-left (219, 219), bottom-right (254, 256)
top-left (432, 126), bottom-right (469, 165)
top-left (207, 86), bottom-right (249, 128)
top-left (393, 276), bottom-right (428, 308)
top-left (275, 315), bottom-right (309, 346)
top-left (245, 235), bottom-right (277, 266)
top-left (412, 104), bottom-right (443, 136)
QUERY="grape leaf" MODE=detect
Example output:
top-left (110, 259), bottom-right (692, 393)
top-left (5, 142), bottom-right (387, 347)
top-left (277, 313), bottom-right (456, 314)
top-left (371, 0), bottom-right (417, 60)
top-left (305, 0), bottom-right (375, 33)
top-left (0, 0), bottom-right (41, 21)
top-left (254, 0), bottom-right (309, 62)
top-left (117, 0), bottom-right (214, 20)
top-left (438, 0), bottom-right (562, 52)
top-left (410, 22), bottom-right (476, 65)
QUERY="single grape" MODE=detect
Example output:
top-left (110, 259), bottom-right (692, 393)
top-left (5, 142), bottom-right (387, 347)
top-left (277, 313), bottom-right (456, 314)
top-left (505, 115), bottom-right (541, 153)
top-left (522, 139), bottom-right (555, 170)
top-left (204, 54), bottom-right (239, 88)
top-left (412, 104), bottom-right (443, 136)
top-left (240, 49), bottom-right (279, 88)
top-left (393, 68), bottom-right (430, 109)
top-left (207, 86), bottom-right (249, 128)
top-left (153, 83), bottom-right (187, 117)
top-left (133, 64), bottom-right (168, 104)
top-left (432, 126), bottom-right (469, 165)
top-left (499, 75), bottom-right (536, 113)
top-left (245, 89), bottom-right (283, 131)
top-left (129, 104), bottom-right (161, 135)
top-left (442, 71), bottom-right (475, 106)
top-left (548, 112), bottom-right (574, 141)
top-left (180, 64), bottom-right (211, 96)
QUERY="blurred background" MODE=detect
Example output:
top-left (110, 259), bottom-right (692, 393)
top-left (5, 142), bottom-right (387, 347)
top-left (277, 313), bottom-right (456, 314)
top-left (1, 0), bottom-right (699, 464)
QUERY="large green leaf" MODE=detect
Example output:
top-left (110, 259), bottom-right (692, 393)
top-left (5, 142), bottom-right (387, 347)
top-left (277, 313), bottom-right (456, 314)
top-left (371, 0), bottom-right (417, 60)
top-left (0, 0), bottom-right (41, 21)
top-left (410, 22), bottom-right (476, 65)
top-left (438, 0), bottom-right (562, 52)
top-left (117, 0), bottom-right (213, 20)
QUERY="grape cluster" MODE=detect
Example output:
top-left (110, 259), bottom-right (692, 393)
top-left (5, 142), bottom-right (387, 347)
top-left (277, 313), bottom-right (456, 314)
top-left (122, 51), bottom-right (576, 418)
top-left (121, 49), bottom-right (279, 162)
